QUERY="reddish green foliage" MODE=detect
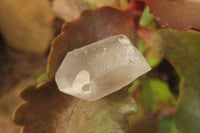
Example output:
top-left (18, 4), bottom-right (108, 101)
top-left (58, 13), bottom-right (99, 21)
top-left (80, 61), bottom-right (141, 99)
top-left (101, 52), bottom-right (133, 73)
top-left (13, 6), bottom-right (141, 133)
top-left (11, 1), bottom-right (200, 133)
top-left (139, 28), bottom-right (200, 133)
top-left (13, 80), bottom-right (137, 133)
top-left (147, 0), bottom-right (200, 31)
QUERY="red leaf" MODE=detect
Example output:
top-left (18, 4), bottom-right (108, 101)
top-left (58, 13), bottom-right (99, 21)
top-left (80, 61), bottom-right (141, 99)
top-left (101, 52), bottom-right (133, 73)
top-left (147, 0), bottom-right (200, 31)
top-left (47, 6), bottom-right (140, 78)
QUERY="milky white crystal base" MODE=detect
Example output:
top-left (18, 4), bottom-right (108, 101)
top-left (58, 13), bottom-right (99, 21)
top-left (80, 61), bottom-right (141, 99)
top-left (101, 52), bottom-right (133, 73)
top-left (55, 35), bottom-right (151, 101)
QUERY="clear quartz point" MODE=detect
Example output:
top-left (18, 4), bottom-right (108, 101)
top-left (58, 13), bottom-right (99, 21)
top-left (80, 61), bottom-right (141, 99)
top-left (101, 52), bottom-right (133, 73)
top-left (55, 34), bottom-right (151, 101)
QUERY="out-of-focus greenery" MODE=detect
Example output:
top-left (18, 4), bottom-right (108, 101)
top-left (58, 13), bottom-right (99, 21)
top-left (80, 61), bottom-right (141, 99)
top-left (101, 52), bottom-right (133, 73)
top-left (36, 72), bottom-right (48, 83)
top-left (159, 116), bottom-right (179, 133)
top-left (141, 79), bottom-right (175, 112)
top-left (89, 4), bottom-right (98, 9)
top-left (138, 39), bottom-right (162, 68)
top-left (139, 7), bottom-right (156, 29)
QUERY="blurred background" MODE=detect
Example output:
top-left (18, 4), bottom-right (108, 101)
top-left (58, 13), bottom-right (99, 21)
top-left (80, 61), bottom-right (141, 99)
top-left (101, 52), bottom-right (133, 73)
top-left (0, 0), bottom-right (180, 133)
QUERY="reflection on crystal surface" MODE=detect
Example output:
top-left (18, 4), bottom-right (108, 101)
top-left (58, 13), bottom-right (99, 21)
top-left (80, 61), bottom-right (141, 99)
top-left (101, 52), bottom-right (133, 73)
top-left (72, 70), bottom-right (90, 93)
top-left (55, 34), bottom-right (151, 101)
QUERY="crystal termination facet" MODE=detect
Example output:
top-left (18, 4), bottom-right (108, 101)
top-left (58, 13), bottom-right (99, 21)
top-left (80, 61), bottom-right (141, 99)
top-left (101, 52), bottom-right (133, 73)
top-left (55, 35), bottom-right (151, 101)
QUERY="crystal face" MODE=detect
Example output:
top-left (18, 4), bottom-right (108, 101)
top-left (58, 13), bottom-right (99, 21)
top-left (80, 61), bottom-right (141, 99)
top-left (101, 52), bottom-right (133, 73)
top-left (55, 35), bottom-right (151, 101)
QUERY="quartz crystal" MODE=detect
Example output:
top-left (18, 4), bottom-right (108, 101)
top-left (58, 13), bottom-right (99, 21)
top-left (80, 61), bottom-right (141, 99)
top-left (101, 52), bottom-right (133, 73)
top-left (55, 35), bottom-right (151, 101)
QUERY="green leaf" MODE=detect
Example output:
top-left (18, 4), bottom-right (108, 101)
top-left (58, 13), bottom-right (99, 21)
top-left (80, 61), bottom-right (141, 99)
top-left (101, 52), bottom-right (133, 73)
top-left (128, 80), bottom-right (140, 95)
top-left (138, 39), bottom-right (162, 68)
top-left (89, 4), bottom-right (98, 9)
top-left (149, 79), bottom-right (174, 103)
top-left (141, 80), bottom-right (157, 112)
top-left (158, 116), bottom-right (179, 133)
top-left (83, 0), bottom-right (129, 9)
top-left (141, 79), bottom-right (174, 113)
top-left (139, 6), bottom-right (155, 29)
top-left (146, 51), bottom-right (161, 68)
top-left (36, 72), bottom-right (48, 84)
top-left (139, 28), bottom-right (200, 133)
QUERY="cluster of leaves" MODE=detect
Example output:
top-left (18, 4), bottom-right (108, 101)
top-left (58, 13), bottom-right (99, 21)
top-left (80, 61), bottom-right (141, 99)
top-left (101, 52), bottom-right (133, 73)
top-left (10, 0), bottom-right (200, 133)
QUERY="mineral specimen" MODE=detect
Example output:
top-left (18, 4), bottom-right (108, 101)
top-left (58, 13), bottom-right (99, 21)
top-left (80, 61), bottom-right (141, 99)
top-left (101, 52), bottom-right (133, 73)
top-left (55, 35), bottom-right (151, 101)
